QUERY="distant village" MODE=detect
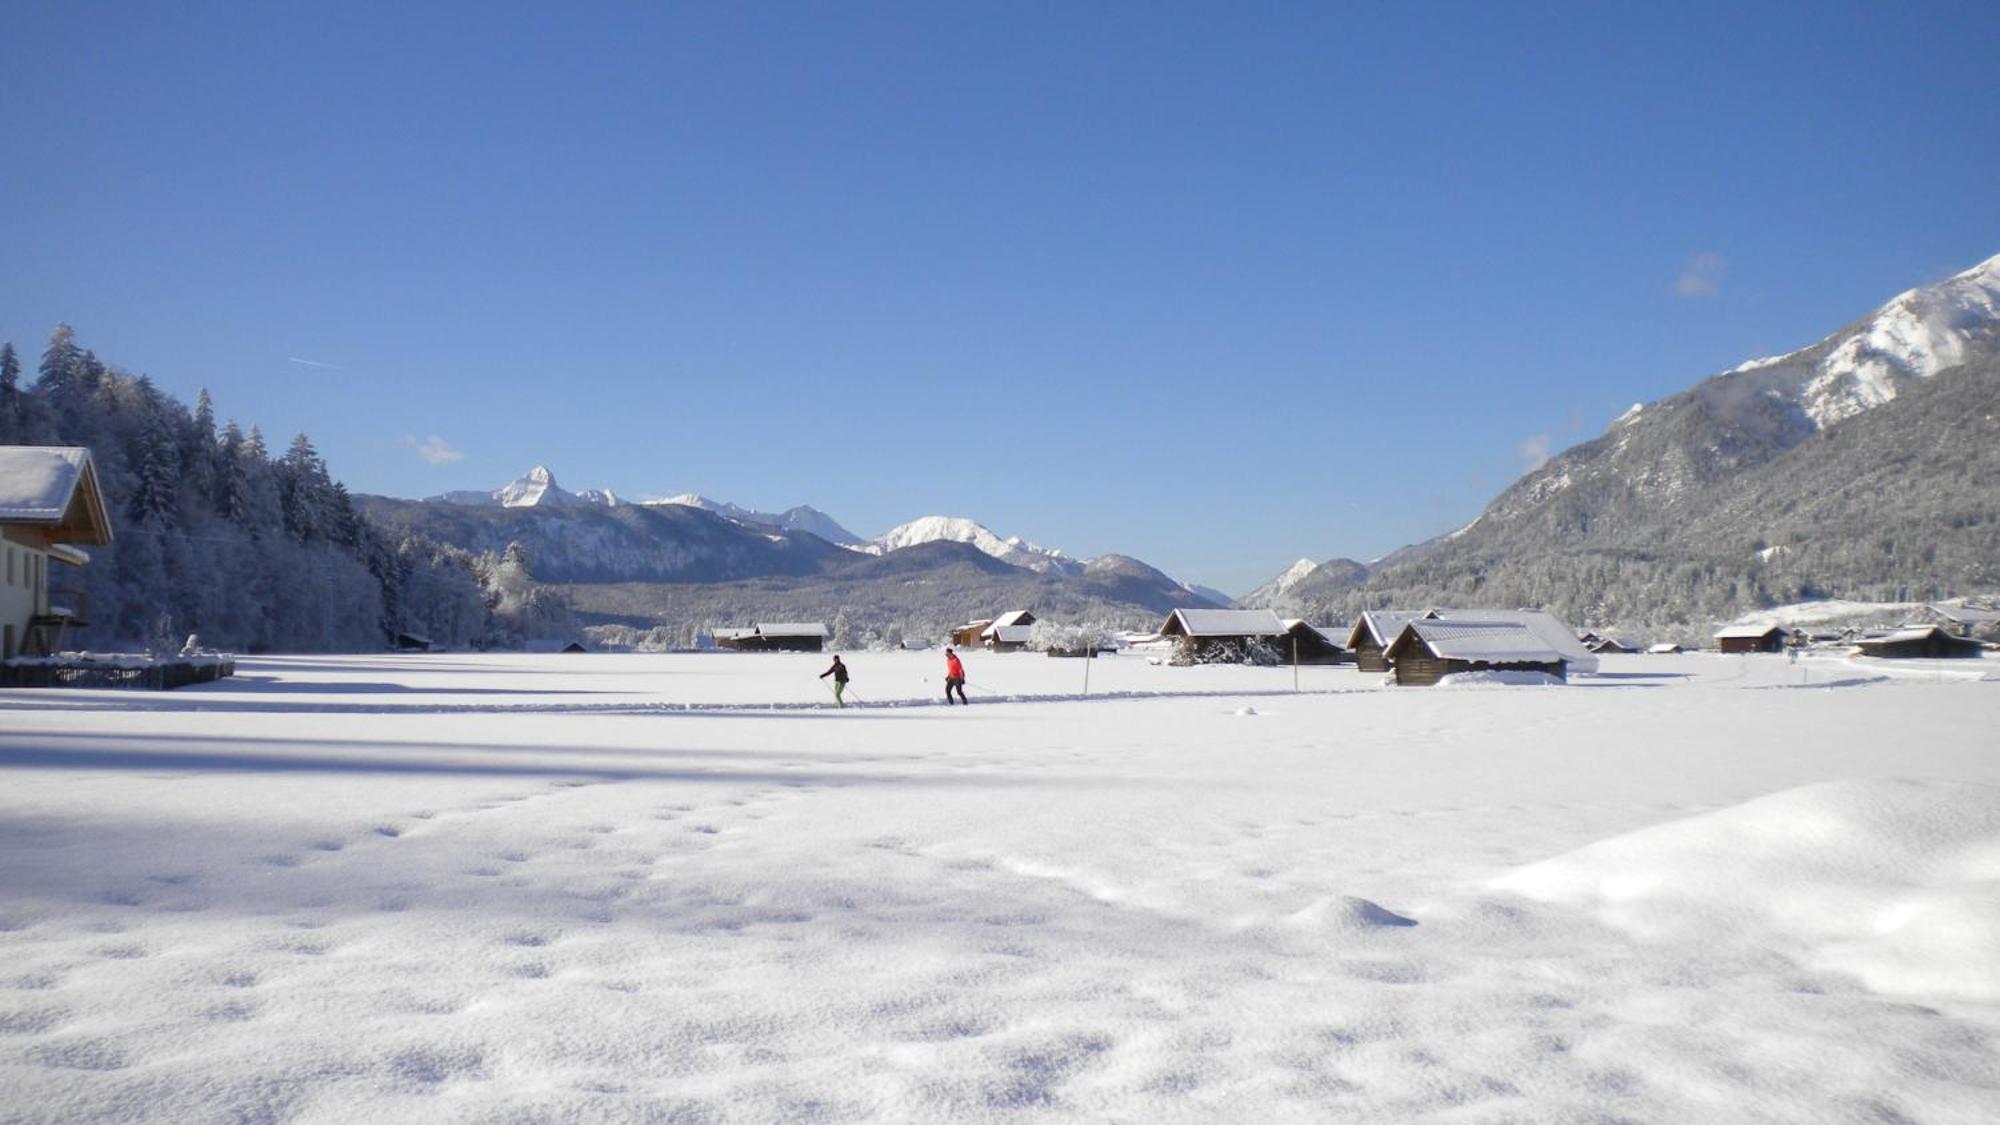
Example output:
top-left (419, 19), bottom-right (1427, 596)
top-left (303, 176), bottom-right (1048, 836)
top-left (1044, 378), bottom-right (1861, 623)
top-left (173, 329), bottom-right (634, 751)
top-left (4, 445), bottom-right (1997, 689)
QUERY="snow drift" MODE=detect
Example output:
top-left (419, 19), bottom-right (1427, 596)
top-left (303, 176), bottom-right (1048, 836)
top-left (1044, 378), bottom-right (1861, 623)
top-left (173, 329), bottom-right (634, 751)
top-left (1492, 778), bottom-right (2000, 1002)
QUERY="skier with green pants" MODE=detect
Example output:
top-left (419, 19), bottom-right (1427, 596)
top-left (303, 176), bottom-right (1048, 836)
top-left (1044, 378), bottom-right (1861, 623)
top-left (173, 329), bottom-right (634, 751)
top-left (819, 654), bottom-right (850, 707)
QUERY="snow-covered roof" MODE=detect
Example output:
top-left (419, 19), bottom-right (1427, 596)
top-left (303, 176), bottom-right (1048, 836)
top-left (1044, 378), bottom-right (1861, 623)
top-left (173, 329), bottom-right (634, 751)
top-left (0, 447), bottom-right (113, 544)
top-left (990, 625), bottom-right (1034, 644)
top-left (1930, 604), bottom-right (2000, 625)
top-left (1715, 624), bottom-right (1786, 639)
top-left (1857, 626), bottom-right (1979, 647)
top-left (1350, 610), bottom-right (1434, 648)
top-left (1162, 608), bottom-right (1285, 637)
top-left (1351, 608), bottom-right (1596, 670)
top-left (757, 623), bottom-right (829, 638)
top-left (981, 610), bottom-right (1034, 637)
top-left (1646, 643), bottom-right (1685, 654)
top-left (711, 628), bottom-right (756, 640)
top-left (1394, 620), bottom-right (1567, 664)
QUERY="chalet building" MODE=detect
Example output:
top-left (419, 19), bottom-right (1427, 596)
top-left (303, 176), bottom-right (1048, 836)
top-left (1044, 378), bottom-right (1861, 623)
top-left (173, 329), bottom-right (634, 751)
top-left (982, 610), bottom-right (1036, 652)
top-left (719, 622), bottom-right (829, 653)
top-left (1, 447), bottom-right (113, 661)
top-left (1587, 637), bottom-right (1636, 654)
top-left (1383, 619), bottom-right (1567, 686)
top-left (1348, 608), bottom-right (1597, 674)
top-left (1853, 626), bottom-right (1984, 660)
top-left (1158, 608), bottom-right (1285, 662)
top-left (1280, 619), bottom-right (1349, 664)
top-left (1714, 624), bottom-right (1787, 654)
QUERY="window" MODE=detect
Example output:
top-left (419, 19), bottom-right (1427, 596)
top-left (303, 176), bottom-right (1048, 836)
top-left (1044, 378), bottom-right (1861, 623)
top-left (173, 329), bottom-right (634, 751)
top-left (5, 546), bottom-right (13, 585)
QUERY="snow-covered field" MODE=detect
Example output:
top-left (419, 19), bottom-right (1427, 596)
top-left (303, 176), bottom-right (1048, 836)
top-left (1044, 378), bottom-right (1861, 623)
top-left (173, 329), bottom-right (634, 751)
top-left (2, 650), bottom-right (1997, 1122)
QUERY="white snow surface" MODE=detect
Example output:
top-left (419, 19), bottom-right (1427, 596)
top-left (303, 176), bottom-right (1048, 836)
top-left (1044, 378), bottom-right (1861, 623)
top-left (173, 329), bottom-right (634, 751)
top-left (2, 650), bottom-right (1998, 1121)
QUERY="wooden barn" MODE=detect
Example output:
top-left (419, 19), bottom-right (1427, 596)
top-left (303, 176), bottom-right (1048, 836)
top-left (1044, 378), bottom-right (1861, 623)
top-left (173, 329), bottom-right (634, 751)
top-left (1587, 637), bottom-right (1636, 654)
top-left (1853, 626), bottom-right (1984, 660)
top-left (1348, 608), bottom-right (1597, 674)
top-left (714, 623), bottom-right (829, 652)
top-left (1924, 603), bottom-right (2000, 639)
top-left (1714, 624), bottom-right (1787, 654)
top-left (1280, 619), bottom-right (1349, 664)
top-left (1158, 608), bottom-right (1285, 662)
top-left (1346, 610), bottom-right (1433, 672)
top-left (1, 447), bottom-right (113, 660)
top-left (982, 610), bottom-right (1037, 652)
top-left (949, 619), bottom-right (994, 648)
top-left (1383, 619), bottom-right (1568, 686)
top-left (523, 638), bottom-right (589, 654)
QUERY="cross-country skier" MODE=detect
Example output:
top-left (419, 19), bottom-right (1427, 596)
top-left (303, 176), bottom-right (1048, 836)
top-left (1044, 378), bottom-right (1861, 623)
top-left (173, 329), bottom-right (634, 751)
top-left (819, 654), bottom-right (849, 708)
top-left (944, 648), bottom-right (969, 705)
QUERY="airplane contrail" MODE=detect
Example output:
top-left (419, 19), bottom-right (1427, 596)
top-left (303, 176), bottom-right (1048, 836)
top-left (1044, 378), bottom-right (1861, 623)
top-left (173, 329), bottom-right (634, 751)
top-left (286, 356), bottom-right (346, 371)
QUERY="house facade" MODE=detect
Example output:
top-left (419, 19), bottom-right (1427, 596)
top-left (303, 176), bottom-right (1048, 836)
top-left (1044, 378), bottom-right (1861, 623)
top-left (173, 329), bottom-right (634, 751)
top-left (1, 447), bottom-right (113, 660)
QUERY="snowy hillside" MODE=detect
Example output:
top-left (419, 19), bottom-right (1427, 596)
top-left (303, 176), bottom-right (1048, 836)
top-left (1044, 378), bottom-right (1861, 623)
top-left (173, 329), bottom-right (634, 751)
top-left (865, 516), bottom-right (1084, 576)
top-left (1317, 252), bottom-right (2000, 635)
top-left (1730, 251), bottom-right (2000, 428)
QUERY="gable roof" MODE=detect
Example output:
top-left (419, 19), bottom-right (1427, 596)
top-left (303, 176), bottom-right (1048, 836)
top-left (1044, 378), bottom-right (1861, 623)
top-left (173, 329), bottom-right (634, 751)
top-left (1161, 608), bottom-right (1285, 637)
top-left (989, 625), bottom-right (1034, 644)
top-left (1855, 625), bottom-right (1983, 650)
top-left (0, 446), bottom-right (113, 544)
top-left (982, 610), bottom-right (1034, 636)
top-left (1715, 623), bottom-right (1786, 640)
top-left (1348, 609), bottom-right (1435, 649)
top-left (1350, 608), bottom-right (1597, 671)
top-left (1929, 604), bottom-right (2000, 626)
top-left (757, 622), bottom-right (829, 638)
top-left (1390, 619), bottom-right (1566, 664)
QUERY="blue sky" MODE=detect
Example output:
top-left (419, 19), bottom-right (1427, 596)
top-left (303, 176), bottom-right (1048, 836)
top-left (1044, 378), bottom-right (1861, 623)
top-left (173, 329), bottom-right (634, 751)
top-left (3, 2), bottom-right (1997, 593)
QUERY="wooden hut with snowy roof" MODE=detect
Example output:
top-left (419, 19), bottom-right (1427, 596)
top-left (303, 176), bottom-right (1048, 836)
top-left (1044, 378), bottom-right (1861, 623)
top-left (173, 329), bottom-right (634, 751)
top-left (1280, 619), bottom-right (1349, 664)
top-left (1349, 608), bottom-right (1597, 674)
top-left (1158, 608), bottom-right (1285, 662)
top-left (1346, 610), bottom-right (1435, 672)
top-left (1, 447), bottom-right (113, 660)
top-left (948, 619), bottom-right (995, 648)
top-left (738, 622), bottom-right (829, 653)
top-left (1383, 619), bottom-right (1568, 686)
top-left (981, 610), bottom-right (1037, 652)
top-left (1714, 624), bottom-right (1786, 654)
top-left (1852, 626), bottom-right (1984, 660)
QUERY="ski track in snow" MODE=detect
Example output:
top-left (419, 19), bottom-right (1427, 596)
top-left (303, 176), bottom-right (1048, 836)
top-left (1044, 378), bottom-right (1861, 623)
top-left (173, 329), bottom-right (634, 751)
top-left (0, 650), bottom-right (1997, 1122)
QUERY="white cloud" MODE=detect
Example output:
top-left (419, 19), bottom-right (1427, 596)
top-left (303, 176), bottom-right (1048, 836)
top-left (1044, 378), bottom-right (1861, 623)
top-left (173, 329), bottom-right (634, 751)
top-left (404, 434), bottom-right (465, 465)
top-left (1676, 252), bottom-right (1727, 297)
top-left (1518, 433), bottom-right (1553, 472)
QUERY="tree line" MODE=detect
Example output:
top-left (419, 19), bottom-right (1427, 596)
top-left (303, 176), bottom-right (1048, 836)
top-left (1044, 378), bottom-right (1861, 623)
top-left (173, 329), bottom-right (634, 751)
top-left (0, 326), bottom-right (565, 651)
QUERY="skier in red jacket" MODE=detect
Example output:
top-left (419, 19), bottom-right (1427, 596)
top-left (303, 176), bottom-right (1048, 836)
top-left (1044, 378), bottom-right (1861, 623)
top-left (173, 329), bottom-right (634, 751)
top-left (944, 648), bottom-right (969, 705)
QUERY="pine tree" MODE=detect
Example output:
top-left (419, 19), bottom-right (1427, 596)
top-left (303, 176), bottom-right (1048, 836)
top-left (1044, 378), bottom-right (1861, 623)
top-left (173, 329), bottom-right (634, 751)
top-left (0, 342), bottom-right (21, 442)
top-left (181, 387), bottom-right (219, 512)
top-left (129, 412), bottom-right (184, 526)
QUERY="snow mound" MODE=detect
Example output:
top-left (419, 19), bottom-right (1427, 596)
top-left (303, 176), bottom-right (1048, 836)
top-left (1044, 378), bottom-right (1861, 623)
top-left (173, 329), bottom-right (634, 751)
top-left (1493, 778), bottom-right (2000, 1001)
top-left (1435, 669), bottom-right (1564, 687)
top-left (1281, 896), bottom-right (1419, 933)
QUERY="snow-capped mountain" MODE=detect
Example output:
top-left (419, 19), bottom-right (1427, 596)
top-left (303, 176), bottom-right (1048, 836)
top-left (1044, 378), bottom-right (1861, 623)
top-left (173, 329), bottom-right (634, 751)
top-left (1314, 250), bottom-right (2000, 635)
top-left (427, 465), bottom-right (618, 508)
top-left (864, 516), bottom-right (1083, 576)
top-left (647, 494), bottom-right (863, 546)
top-left (1241, 558), bottom-right (1318, 607)
top-left (1724, 252), bottom-right (2000, 429)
